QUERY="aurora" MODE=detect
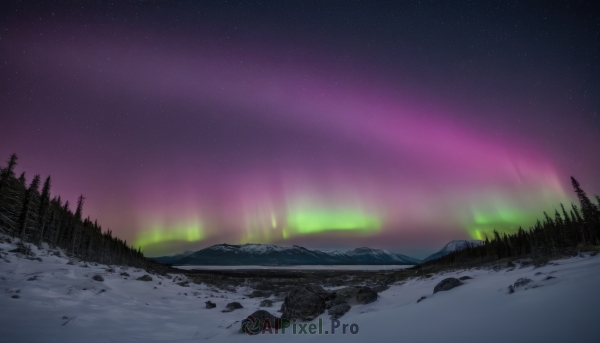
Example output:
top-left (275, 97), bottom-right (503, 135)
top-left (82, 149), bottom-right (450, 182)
top-left (0, 2), bottom-right (597, 258)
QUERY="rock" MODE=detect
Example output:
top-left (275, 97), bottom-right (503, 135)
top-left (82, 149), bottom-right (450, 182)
top-left (355, 287), bottom-right (378, 304)
top-left (534, 272), bottom-right (543, 275)
top-left (458, 276), bottom-right (472, 280)
top-left (11, 295), bottom-right (20, 299)
top-left (137, 275), bottom-right (153, 281)
top-left (325, 296), bottom-right (348, 309)
top-left (544, 276), bottom-right (556, 280)
top-left (205, 301), bottom-right (216, 309)
top-left (177, 281), bottom-right (190, 287)
top-left (334, 287), bottom-right (360, 300)
top-left (508, 285), bottom-right (515, 294)
top-left (9, 244), bottom-right (33, 255)
top-left (259, 299), bottom-right (273, 307)
top-left (248, 290), bottom-right (272, 298)
top-left (328, 303), bottom-right (351, 319)
top-left (417, 296), bottom-right (426, 303)
top-left (27, 276), bottom-right (38, 281)
top-left (120, 272), bottom-right (130, 277)
top-left (239, 310), bottom-right (280, 334)
top-left (433, 278), bottom-right (462, 294)
top-left (92, 275), bottom-right (104, 282)
top-left (105, 268), bottom-right (115, 273)
top-left (513, 277), bottom-right (532, 288)
top-left (281, 284), bottom-right (334, 321)
top-left (222, 302), bottom-right (244, 312)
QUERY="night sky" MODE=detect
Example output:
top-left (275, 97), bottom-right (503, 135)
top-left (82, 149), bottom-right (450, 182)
top-left (1, 1), bottom-right (598, 258)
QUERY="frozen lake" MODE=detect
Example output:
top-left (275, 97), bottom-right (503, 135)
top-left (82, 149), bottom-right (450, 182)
top-left (174, 264), bottom-right (414, 270)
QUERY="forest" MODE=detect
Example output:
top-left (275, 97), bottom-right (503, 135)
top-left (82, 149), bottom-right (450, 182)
top-left (0, 154), bottom-right (148, 268)
top-left (1, 153), bottom-right (598, 269)
top-left (421, 177), bottom-right (600, 266)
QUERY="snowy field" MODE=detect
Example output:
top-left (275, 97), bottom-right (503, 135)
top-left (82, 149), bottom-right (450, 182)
top-left (175, 265), bottom-right (413, 270)
top-left (1, 236), bottom-right (599, 343)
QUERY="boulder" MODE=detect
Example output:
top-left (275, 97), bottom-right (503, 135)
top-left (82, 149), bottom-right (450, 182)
top-left (137, 275), bottom-right (153, 282)
top-left (325, 296), bottom-right (348, 309)
top-left (281, 284), bottom-right (333, 321)
top-left (328, 303), bottom-right (351, 319)
top-left (120, 272), bottom-right (130, 277)
top-left (222, 302), bottom-right (244, 312)
top-left (259, 299), bottom-right (273, 307)
top-left (355, 287), bottom-right (378, 304)
top-left (433, 278), bottom-right (462, 294)
top-left (458, 276), bottom-right (472, 280)
top-left (334, 287), bottom-right (360, 300)
top-left (205, 301), bottom-right (216, 309)
top-left (513, 277), bottom-right (532, 288)
top-left (92, 275), bottom-right (104, 282)
top-left (239, 310), bottom-right (280, 334)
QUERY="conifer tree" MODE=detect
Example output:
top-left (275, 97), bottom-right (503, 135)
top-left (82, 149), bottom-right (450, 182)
top-left (18, 175), bottom-right (41, 240)
top-left (36, 176), bottom-right (52, 244)
top-left (0, 153), bottom-right (18, 195)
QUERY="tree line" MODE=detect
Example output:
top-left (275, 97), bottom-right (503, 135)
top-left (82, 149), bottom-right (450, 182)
top-left (422, 177), bottom-right (600, 266)
top-left (0, 154), bottom-right (148, 268)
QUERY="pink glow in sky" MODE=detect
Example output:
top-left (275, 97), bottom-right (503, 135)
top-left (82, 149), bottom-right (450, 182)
top-left (1, 9), bottom-right (598, 258)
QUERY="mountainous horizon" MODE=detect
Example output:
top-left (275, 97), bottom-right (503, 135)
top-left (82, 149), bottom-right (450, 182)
top-left (148, 239), bottom-right (482, 266)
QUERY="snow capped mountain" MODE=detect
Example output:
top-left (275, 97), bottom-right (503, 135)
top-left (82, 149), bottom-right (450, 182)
top-left (151, 243), bottom-right (420, 266)
top-left (422, 240), bottom-right (484, 262)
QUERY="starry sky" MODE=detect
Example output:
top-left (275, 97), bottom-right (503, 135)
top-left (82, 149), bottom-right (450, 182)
top-left (0, 1), bottom-right (598, 258)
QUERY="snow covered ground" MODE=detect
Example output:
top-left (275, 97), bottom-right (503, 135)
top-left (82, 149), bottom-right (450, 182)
top-left (175, 265), bottom-right (413, 270)
top-left (1, 236), bottom-right (599, 343)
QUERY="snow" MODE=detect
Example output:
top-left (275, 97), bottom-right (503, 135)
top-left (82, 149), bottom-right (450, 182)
top-left (1, 235), bottom-right (599, 342)
top-left (238, 244), bottom-right (290, 254)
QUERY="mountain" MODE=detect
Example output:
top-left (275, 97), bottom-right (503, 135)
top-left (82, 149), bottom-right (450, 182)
top-left (422, 240), bottom-right (484, 262)
top-left (149, 243), bottom-right (421, 266)
top-left (346, 247), bottom-right (422, 264)
top-left (148, 250), bottom-right (194, 264)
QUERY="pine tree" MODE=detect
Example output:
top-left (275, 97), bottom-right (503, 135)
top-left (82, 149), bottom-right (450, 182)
top-left (36, 176), bottom-right (52, 244)
top-left (0, 153), bottom-right (18, 195)
top-left (571, 177), bottom-right (599, 244)
top-left (71, 195), bottom-right (85, 255)
top-left (18, 175), bottom-right (41, 241)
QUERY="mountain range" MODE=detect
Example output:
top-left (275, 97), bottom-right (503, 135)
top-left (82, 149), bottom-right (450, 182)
top-left (149, 239), bottom-right (483, 266)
